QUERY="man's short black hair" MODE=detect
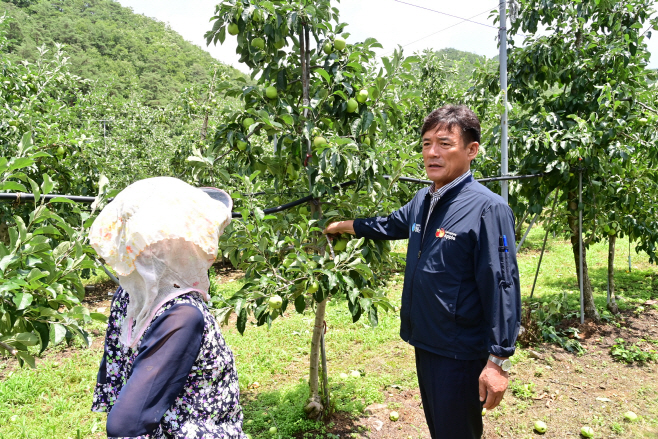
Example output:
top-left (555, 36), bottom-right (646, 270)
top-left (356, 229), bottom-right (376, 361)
top-left (421, 105), bottom-right (481, 146)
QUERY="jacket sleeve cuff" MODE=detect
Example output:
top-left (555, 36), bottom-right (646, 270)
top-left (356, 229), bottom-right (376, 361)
top-left (353, 218), bottom-right (366, 238)
top-left (489, 345), bottom-right (516, 358)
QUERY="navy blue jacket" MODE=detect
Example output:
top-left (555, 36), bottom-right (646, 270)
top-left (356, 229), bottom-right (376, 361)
top-left (354, 175), bottom-right (521, 360)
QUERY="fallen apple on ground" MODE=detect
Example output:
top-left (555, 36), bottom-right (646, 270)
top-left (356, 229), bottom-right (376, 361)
top-left (580, 426), bottom-right (594, 438)
top-left (624, 411), bottom-right (638, 422)
top-left (389, 411), bottom-right (399, 421)
top-left (534, 420), bottom-right (547, 434)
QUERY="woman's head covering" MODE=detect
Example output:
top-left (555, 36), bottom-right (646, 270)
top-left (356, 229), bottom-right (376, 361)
top-left (89, 177), bottom-right (232, 347)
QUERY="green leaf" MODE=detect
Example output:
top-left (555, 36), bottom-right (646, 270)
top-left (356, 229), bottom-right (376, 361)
top-left (8, 157), bottom-right (34, 173)
top-left (51, 323), bottom-right (67, 345)
top-left (17, 131), bottom-right (33, 156)
top-left (15, 332), bottom-right (39, 346)
top-left (90, 313), bottom-right (108, 323)
top-left (16, 351), bottom-right (35, 369)
top-left (28, 177), bottom-right (41, 204)
top-left (13, 292), bottom-right (33, 310)
top-left (315, 68), bottom-right (331, 84)
top-left (41, 174), bottom-right (54, 195)
top-left (48, 197), bottom-right (77, 204)
top-left (32, 321), bottom-right (49, 354)
top-left (369, 306), bottom-right (378, 327)
top-left (0, 181), bottom-right (28, 192)
top-left (0, 254), bottom-right (19, 273)
top-left (294, 294), bottom-right (306, 313)
top-left (237, 308), bottom-right (247, 334)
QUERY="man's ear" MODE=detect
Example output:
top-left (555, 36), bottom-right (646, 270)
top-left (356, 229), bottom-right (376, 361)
top-left (467, 142), bottom-right (479, 160)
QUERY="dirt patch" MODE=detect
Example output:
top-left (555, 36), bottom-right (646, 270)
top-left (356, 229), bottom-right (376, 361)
top-left (561, 307), bottom-right (658, 350)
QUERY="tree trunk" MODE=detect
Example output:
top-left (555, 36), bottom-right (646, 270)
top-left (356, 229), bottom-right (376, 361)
top-left (0, 220), bottom-right (9, 246)
top-left (607, 234), bottom-right (619, 314)
top-left (304, 298), bottom-right (327, 419)
top-left (567, 192), bottom-right (600, 321)
top-left (515, 211), bottom-right (529, 241)
top-left (304, 196), bottom-right (329, 419)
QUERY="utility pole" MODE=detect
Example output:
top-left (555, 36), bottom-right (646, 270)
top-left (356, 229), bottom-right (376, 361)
top-left (499, 0), bottom-right (509, 203)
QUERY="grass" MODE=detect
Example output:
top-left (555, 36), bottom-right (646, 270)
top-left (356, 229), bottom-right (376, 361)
top-left (1, 226), bottom-right (657, 438)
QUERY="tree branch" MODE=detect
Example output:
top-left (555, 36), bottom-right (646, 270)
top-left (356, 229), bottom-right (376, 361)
top-left (0, 340), bottom-right (18, 357)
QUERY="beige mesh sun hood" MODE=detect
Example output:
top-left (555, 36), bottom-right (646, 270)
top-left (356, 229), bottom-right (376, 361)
top-left (89, 177), bottom-right (232, 276)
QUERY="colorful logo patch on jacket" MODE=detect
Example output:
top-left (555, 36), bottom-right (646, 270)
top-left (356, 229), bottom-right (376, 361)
top-left (411, 223), bottom-right (421, 233)
top-left (436, 229), bottom-right (457, 241)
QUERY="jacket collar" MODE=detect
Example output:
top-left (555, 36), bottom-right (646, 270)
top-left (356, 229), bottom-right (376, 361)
top-left (423, 173), bottom-right (474, 200)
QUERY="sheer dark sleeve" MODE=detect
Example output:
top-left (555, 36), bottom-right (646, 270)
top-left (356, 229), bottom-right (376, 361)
top-left (106, 303), bottom-right (204, 438)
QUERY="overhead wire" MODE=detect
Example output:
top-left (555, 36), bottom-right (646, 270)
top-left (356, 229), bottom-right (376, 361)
top-left (383, 7), bottom-right (493, 55)
top-left (392, 0), bottom-right (499, 30)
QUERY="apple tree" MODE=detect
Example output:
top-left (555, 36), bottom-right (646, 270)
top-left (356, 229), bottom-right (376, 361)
top-left (470, 0), bottom-right (658, 320)
top-left (199, 0), bottom-right (421, 418)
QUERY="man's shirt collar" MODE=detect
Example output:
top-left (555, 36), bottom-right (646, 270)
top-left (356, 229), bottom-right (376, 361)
top-left (428, 170), bottom-right (472, 198)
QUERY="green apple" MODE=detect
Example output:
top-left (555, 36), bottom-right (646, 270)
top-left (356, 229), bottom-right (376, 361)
top-left (243, 117), bottom-right (255, 129)
top-left (333, 239), bottom-right (348, 252)
top-left (227, 23), bottom-right (239, 35)
top-left (334, 36), bottom-right (346, 51)
top-left (245, 419), bottom-right (253, 425)
top-left (389, 411), bottom-right (399, 421)
top-left (269, 295), bottom-right (283, 309)
top-left (313, 136), bottom-right (328, 148)
top-left (323, 41), bottom-right (334, 54)
top-left (350, 370), bottom-right (361, 378)
top-left (346, 98), bottom-right (358, 113)
top-left (356, 89), bottom-right (369, 103)
top-left (274, 39), bottom-right (285, 49)
top-left (363, 136), bottom-right (371, 146)
top-left (481, 408), bottom-right (486, 416)
top-left (245, 434), bottom-right (252, 439)
top-left (541, 65), bottom-right (549, 73)
top-left (339, 372), bottom-right (348, 379)
top-left (623, 411), bottom-right (638, 422)
top-left (307, 280), bottom-right (319, 294)
top-left (534, 420), bottom-right (547, 434)
top-left (56, 146), bottom-right (65, 156)
top-left (251, 37), bottom-right (265, 50)
top-left (268, 426), bottom-right (277, 434)
top-left (580, 426), bottom-right (594, 438)
top-left (265, 86), bottom-right (278, 99)
top-left (237, 140), bottom-right (248, 151)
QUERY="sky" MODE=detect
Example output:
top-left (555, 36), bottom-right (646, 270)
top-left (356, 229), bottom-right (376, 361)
top-left (116, 0), bottom-right (658, 73)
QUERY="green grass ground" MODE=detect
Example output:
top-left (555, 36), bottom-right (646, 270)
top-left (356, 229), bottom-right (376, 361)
top-left (0, 227), bottom-right (656, 438)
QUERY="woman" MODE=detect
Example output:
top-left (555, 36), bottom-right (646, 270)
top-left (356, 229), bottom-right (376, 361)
top-left (89, 177), bottom-right (245, 439)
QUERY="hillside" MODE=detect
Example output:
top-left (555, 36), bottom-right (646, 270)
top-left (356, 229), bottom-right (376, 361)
top-left (0, 0), bottom-right (243, 105)
top-left (435, 47), bottom-right (488, 81)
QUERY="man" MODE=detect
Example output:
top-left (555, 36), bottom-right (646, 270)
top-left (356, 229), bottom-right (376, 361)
top-left (323, 105), bottom-right (521, 439)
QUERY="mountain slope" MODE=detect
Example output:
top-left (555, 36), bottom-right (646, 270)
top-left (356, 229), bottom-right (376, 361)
top-left (1, 0), bottom-right (243, 105)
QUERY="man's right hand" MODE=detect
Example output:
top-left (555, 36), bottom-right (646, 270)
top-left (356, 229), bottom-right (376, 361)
top-left (322, 220), bottom-right (356, 237)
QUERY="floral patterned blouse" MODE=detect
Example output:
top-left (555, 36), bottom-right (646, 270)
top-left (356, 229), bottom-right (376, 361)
top-left (92, 288), bottom-right (246, 439)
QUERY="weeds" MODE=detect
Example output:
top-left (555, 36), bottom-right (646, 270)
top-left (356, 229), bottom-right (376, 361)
top-left (610, 338), bottom-right (658, 364)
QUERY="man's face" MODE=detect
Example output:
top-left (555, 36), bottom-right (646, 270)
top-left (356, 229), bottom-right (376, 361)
top-left (422, 125), bottom-right (479, 189)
